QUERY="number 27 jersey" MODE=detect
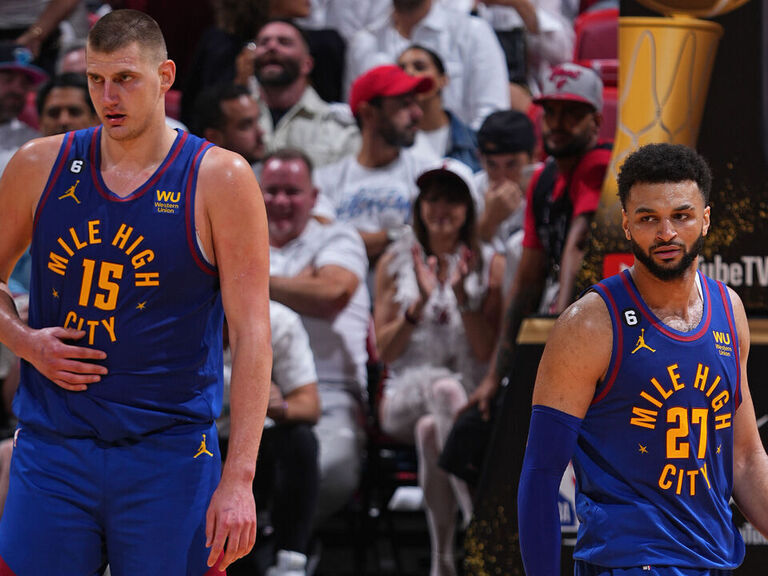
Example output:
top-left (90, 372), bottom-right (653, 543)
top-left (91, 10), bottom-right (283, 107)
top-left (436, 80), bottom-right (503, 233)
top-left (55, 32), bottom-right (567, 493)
top-left (574, 270), bottom-right (745, 569)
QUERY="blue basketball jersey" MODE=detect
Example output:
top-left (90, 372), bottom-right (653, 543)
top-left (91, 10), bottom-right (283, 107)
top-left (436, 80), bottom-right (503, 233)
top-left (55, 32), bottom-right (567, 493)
top-left (17, 127), bottom-right (224, 442)
top-left (574, 269), bottom-right (744, 569)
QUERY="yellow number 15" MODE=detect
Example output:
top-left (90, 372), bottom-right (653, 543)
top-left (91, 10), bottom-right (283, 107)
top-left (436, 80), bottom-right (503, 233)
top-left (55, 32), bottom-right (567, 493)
top-left (79, 258), bottom-right (123, 311)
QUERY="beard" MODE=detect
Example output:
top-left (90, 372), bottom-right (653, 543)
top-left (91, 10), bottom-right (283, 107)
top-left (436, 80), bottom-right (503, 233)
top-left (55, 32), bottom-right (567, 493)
top-left (630, 233), bottom-right (704, 281)
top-left (255, 58), bottom-right (301, 87)
top-left (378, 117), bottom-right (417, 148)
top-left (542, 128), bottom-right (594, 159)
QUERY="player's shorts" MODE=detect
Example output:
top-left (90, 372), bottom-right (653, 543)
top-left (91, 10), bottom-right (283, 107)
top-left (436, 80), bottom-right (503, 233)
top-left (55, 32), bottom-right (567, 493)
top-left (0, 422), bottom-right (224, 576)
top-left (575, 561), bottom-right (733, 576)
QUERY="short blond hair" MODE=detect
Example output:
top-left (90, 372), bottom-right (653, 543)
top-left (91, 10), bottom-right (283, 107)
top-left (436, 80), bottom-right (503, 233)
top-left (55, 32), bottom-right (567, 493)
top-left (88, 9), bottom-right (167, 63)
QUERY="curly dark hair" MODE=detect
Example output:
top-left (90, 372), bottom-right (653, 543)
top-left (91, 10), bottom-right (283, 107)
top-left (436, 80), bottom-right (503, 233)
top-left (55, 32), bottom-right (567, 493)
top-left (617, 143), bottom-right (711, 209)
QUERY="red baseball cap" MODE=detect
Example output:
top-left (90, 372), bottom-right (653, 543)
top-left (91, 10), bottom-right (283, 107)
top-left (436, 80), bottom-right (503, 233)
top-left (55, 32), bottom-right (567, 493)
top-left (349, 64), bottom-right (433, 116)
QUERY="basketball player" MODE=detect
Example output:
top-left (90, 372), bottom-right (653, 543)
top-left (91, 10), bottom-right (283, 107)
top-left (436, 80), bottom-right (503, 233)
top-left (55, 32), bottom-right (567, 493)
top-left (0, 10), bottom-right (271, 575)
top-left (518, 143), bottom-right (768, 575)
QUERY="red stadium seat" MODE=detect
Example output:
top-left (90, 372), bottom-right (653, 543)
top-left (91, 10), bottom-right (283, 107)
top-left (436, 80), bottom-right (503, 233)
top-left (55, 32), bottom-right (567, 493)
top-left (574, 8), bottom-right (618, 62)
top-left (599, 86), bottom-right (618, 142)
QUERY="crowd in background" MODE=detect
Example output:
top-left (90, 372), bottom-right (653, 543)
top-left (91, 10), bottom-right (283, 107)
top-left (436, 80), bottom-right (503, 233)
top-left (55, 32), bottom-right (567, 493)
top-left (0, 1), bottom-right (619, 575)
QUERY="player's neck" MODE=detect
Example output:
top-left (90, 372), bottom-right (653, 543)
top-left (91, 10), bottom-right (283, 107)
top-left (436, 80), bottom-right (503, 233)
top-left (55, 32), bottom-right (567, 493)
top-left (631, 263), bottom-right (703, 330)
top-left (99, 119), bottom-right (178, 197)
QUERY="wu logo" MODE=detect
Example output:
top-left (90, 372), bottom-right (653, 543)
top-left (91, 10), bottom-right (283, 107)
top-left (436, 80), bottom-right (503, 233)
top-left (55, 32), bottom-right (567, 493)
top-left (156, 190), bottom-right (180, 203)
top-left (713, 331), bottom-right (731, 345)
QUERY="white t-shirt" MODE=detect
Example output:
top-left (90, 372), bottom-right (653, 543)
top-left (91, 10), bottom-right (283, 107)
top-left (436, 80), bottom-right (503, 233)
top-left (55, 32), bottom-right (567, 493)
top-left (412, 124), bottom-right (451, 160)
top-left (270, 220), bottom-right (370, 395)
top-left (313, 148), bottom-right (438, 231)
top-left (346, 3), bottom-right (510, 129)
top-left (473, 170), bottom-right (526, 253)
top-left (269, 300), bottom-right (318, 397)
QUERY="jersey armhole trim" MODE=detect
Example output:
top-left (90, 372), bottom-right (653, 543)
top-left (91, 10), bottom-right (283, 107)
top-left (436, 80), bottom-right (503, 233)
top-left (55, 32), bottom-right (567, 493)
top-left (591, 282), bottom-right (622, 405)
top-left (32, 131), bottom-right (75, 231)
top-left (717, 280), bottom-right (742, 408)
top-left (185, 141), bottom-right (217, 276)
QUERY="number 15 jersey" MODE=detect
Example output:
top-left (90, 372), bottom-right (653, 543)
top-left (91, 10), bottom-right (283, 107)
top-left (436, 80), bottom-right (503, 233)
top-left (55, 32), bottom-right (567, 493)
top-left (575, 269), bottom-right (745, 569)
top-left (18, 127), bottom-right (223, 442)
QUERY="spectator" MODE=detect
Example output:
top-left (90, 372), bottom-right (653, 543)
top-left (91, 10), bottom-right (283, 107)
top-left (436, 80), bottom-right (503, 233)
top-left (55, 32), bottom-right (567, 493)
top-left (262, 149), bottom-right (370, 524)
top-left (469, 62), bottom-right (611, 420)
top-left (36, 72), bottom-right (97, 136)
top-left (193, 83), bottom-right (266, 171)
top-left (313, 65), bottom-right (439, 266)
top-left (397, 44), bottom-right (480, 172)
top-left (474, 109), bottom-right (538, 289)
top-left (238, 19), bottom-right (360, 168)
top-left (0, 42), bottom-right (46, 176)
top-left (346, 0), bottom-right (510, 130)
top-left (0, 0), bottom-right (90, 75)
top-left (219, 301), bottom-right (321, 576)
top-left (297, 0), bottom-right (390, 44)
top-left (374, 159), bottom-right (504, 576)
top-left (181, 0), bottom-right (311, 129)
top-left (56, 39), bottom-right (86, 74)
top-left (471, 0), bottom-right (575, 94)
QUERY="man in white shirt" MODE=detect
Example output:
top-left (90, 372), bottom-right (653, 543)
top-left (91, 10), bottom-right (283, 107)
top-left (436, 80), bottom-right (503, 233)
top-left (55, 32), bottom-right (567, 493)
top-left (0, 42), bottom-right (46, 176)
top-left (262, 148), bottom-right (371, 524)
top-left (242, 19), bottom-right (360, 168)
top-left (314, 64), bottom-right (439, 265)
top-left (345, 0), bottom-right (510, 129)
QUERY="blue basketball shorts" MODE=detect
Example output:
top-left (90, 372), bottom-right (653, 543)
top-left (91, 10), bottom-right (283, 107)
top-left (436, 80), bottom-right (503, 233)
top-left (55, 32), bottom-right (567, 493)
top-left (575, 561), bottom-right (733, 576)
top-left (0, 422), bottom-right (225, 576)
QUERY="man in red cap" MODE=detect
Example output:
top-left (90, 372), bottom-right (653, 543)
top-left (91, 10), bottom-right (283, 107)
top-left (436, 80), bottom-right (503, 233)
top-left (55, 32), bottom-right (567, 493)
top-left (313, 64), bottom-right (441, 267)
top-left (468, 62), bottom-right (611, 420)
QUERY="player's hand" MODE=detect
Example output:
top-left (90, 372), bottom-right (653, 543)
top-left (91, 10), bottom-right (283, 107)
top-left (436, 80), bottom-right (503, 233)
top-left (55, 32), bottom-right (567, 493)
top-left (462, 375), bottom-right (499, 421)
top-left (485, 179), bottom-right (523, 223)
top-left (22, 327), bottom-right (107, 392)
top-left (205, 475), bottom-right (257, 571)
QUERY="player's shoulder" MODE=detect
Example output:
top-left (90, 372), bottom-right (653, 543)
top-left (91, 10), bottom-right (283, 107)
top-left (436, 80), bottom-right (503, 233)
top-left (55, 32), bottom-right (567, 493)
top-left (197, 145), bottom-right (260, 196)
top-left (8, 134), bottom-right (66, 172)
top-left (552, 289), bottom-right (613, 343)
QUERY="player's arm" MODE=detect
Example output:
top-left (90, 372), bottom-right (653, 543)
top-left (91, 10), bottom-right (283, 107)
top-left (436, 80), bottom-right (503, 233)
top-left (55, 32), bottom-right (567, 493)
top-left (270, 265), bottom-right (359, 319)
top-left (730, 289), bottom-right (768, 538)
top-left (196, 147), bottom-right (272, 570)
top-left (518, 291), bottom-right (612, 576)
top-left (0, 137), bottom-right (107, 391)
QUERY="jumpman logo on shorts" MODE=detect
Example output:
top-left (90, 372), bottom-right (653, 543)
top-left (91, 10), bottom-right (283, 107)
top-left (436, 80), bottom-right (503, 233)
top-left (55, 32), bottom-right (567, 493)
top-left (631, 328), bottom-right (656, 354)
top-left (194, 433), bottom-right (214, 458)
top-left (58, 180), bottom-right (81, 204)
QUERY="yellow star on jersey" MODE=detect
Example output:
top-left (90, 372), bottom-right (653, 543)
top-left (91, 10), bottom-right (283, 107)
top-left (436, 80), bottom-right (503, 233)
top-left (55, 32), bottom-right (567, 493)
top-left (638, 444), bottom-right (648, 454)
top-left (52, 288), bottom-right (59, 298)
top-left (136, 301), bottom-right (147, 310)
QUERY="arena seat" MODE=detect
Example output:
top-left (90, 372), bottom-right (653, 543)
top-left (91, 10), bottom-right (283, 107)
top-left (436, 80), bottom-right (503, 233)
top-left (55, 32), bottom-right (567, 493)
top-left (574, 8), bottom-right (619, 62)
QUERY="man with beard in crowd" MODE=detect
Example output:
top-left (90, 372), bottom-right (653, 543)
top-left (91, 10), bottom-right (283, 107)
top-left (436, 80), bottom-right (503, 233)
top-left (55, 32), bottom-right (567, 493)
top-left (237, 19), bottom-right (360, 168)
top-left (467, 63), bottom-right (610, 421)
top-left (193, 83), bottom-right (265, 173)
top-left (313, 64), bottom-right (438, 267)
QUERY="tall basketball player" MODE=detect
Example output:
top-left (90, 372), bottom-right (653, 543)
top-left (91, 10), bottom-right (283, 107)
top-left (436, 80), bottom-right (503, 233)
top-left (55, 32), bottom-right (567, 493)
top-left (0, 10), bottom-right (271, 575)
top-left (518, 143), bottom-right (768, 575)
